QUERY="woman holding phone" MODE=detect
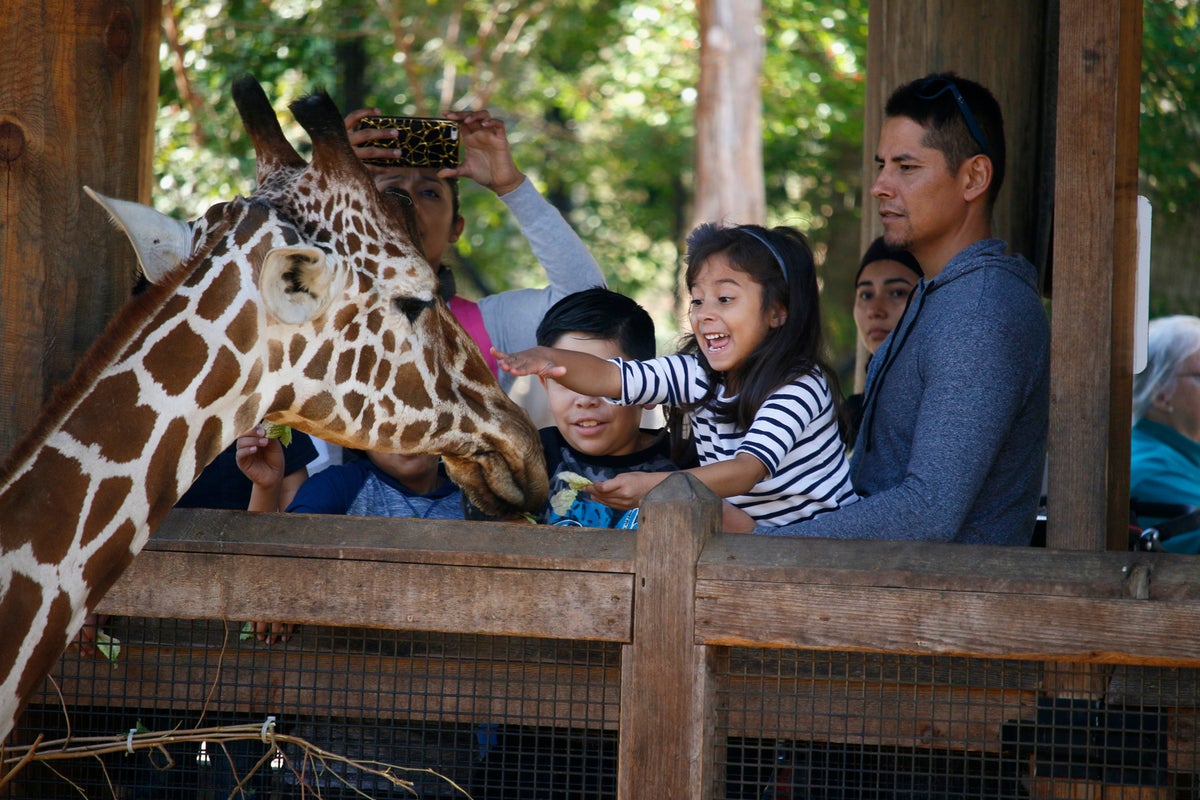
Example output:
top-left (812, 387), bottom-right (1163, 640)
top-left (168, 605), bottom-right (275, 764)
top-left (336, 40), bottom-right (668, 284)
top-left (345, 107), bottom-right (606, 402)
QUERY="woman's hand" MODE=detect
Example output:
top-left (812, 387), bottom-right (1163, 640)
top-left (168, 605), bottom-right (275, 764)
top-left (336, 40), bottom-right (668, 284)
top-left (343, 107), bottom-right (398, 175)
top-left (440, 109), bottom-right (525, 197)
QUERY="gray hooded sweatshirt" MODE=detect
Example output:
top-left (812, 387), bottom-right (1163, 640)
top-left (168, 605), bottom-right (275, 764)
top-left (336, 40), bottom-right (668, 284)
top-left (761, 238), bottom-right (1049, 545)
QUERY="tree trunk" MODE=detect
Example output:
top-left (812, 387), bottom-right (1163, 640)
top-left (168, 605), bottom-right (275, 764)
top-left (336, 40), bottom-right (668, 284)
top-left (692, 0), bottom-right (766, 230)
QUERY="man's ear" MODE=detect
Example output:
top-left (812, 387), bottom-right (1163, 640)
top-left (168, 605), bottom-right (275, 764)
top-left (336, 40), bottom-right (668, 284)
top-left (962, 155), bottom-right (993, 203)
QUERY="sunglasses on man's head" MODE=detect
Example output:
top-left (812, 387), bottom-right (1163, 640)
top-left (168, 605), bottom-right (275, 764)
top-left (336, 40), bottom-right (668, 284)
top-left (916, 77), bottom-right (991, 159)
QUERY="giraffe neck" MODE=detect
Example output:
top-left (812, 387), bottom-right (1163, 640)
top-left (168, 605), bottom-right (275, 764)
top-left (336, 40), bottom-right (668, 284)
top-left (0, 252), bottom-right (274, 741)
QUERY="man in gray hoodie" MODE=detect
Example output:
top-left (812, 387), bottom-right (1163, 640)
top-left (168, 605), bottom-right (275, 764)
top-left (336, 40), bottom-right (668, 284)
top-left (757, 72), bottom-right (1050, 545)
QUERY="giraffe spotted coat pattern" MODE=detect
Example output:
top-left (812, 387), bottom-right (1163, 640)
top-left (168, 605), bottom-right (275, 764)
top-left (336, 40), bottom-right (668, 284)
top-left (0, 76), bottom-right (546, 743)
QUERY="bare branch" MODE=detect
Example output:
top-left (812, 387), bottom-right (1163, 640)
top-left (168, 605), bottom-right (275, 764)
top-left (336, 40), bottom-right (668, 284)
top-left (375, 0), bottom-right (429, 112)
top-left (162, 0), bottom-right (207, 148)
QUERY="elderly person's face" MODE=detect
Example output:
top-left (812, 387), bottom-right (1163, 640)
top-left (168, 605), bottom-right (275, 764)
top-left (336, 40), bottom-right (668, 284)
top-left (1153, 348), bottom-right (1200, 442)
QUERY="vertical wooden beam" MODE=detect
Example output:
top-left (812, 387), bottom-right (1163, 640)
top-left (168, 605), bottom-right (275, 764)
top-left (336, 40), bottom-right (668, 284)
top-left (618, 473), bottom-right (720, 800)
top-left (1046, 0), bottom-right (1142, 550)
top-left (0, 0), bottom-right (161, 458)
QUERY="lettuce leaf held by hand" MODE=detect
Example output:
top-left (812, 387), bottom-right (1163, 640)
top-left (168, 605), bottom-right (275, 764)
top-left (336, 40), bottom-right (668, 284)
top-left (550, 471), bottom-right (594, 516)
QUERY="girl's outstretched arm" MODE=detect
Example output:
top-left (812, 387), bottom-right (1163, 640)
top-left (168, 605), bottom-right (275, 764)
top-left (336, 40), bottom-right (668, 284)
top-left (590, 453), bottom-right (768, 510)
top-left (491, 345), bottom-right (623, 398)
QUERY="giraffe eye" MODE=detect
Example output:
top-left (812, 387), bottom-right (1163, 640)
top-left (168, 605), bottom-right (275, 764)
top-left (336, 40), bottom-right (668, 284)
top-left (393, 296), bottom-right (434, 324)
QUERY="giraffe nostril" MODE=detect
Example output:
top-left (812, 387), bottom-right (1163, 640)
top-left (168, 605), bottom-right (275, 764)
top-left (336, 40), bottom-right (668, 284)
top-left (393, 296), bottom-right (434, 324)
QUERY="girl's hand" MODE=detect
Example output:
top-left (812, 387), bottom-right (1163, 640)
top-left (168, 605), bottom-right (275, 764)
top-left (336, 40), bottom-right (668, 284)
top-left (439, 110), bottom-right (525, 197)
top-left (235, 426), bottom-right (285, 489)
top-left (491, 346), bottom-right (567, 379)
top-left (589, 472), bottom-right (668, 511)
top-left (721, 501), bottom-right (757, 534)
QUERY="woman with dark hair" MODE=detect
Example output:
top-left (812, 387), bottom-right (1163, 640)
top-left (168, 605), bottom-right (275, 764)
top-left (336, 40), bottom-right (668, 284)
top-left (845, 236), bottom-right (924, 442)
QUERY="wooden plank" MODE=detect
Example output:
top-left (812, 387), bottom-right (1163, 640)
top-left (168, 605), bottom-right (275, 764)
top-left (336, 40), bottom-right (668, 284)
top-left (695, 579), bottom-right (1200, 664)
top-left (618, 474), bottom-right (720, 800)
top-left (723, 679), bottom-right (1037, 751)
top-left (98, 551), bottom-right (633, 642)
top-left (149, 507), bottom-right (635, 573)
top-left (699, 534), bottom-right (1200, 601)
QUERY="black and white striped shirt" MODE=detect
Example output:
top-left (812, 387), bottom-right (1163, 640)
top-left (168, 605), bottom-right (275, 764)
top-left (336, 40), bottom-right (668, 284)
top-left (612, 355), bottom-right (858, 526)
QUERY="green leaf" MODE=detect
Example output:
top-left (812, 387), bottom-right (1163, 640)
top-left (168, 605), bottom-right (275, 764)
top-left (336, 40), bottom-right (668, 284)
top-left (262, 422), bottom-right (292, 447)
top-left (95, 631), bottom-right (121, 665)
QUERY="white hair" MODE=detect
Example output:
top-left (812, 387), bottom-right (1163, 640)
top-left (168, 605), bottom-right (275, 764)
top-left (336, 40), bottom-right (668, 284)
top-left (1132, 315), bottom-right (1200, 422)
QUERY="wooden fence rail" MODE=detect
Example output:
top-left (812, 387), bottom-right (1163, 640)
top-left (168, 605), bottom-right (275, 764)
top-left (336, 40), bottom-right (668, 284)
top-left (14, 473), bottom-right (1200, 798)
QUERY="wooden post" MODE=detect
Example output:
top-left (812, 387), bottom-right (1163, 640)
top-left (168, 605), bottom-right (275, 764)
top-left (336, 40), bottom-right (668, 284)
top-left (1048, 0), bottom-right (1159, 742)
top-left (1045, 0), bottom-right (1142, 551)
top-left (618, 473), bottom-right (721, 800)
top-left (0, 0), bottom-right (161, 458)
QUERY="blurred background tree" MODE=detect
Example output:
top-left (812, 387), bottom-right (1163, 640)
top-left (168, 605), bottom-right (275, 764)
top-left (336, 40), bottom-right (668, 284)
top-left (155, 0), bottom-right (867, 363)
top-left (155, 0), bottom-right (1197, 372)
top-left (1139, 0), bottom-right (1200, 319)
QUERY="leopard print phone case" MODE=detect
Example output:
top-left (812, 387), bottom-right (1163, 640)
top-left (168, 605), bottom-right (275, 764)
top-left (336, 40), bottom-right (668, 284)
top-left (354, 116), bottom-right (460, 168)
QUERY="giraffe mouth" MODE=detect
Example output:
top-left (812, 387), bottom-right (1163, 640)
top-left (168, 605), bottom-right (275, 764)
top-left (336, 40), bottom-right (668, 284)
top-left (442, 449), bottom-right (547, 519)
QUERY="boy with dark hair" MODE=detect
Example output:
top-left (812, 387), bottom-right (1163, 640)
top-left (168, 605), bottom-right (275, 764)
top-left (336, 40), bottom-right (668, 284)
top-left (534, 287), bottom-right (679, 528)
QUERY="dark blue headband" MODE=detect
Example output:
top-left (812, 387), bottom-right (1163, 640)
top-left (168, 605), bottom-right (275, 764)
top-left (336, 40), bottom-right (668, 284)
top-left (739, 227), bottom-right (789, 283)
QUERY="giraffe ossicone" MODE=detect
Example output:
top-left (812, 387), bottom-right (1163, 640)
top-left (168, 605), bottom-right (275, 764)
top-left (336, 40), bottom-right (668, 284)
top-left (0, 75), bottom-right (547, 743)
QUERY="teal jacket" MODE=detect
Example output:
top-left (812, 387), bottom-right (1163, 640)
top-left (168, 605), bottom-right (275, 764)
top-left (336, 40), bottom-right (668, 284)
top-left (1131, 418), bottom-right (1200, 552)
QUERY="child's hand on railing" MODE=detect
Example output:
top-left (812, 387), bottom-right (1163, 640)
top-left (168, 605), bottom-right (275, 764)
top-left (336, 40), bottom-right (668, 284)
top-left (242, 620), bottom-right (296, 645)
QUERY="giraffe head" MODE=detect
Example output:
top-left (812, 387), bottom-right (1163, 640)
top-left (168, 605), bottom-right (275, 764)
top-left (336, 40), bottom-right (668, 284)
top-left (94, 76), bottom-right (547, 516)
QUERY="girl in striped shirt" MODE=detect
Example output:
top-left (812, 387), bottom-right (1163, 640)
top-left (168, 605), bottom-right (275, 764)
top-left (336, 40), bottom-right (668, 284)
top-left (494, 222), bottom-right (857, 528)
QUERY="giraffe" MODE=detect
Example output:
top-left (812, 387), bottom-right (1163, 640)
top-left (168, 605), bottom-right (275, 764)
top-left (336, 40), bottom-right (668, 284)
top-left (0, 76), bottom-right (547, 743)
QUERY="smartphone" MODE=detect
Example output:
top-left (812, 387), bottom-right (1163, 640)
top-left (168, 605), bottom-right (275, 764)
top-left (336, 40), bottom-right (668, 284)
top-left (353, 116), bottom-right (460, 169)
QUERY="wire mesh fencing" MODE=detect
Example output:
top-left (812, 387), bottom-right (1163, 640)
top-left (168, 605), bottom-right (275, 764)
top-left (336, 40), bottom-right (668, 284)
top-left (714, 647), bottom-right (1200, 800)
top-left (8, 623), bottom-right (1200, 799)
top-left (4, 617), bottom-right (621, 799)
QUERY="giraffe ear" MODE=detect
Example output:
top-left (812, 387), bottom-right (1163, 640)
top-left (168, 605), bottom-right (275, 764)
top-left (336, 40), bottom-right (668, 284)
top-left (84, 186), bottom-right (192, 284)
top-left (259, 246), bottom-right (343, 324)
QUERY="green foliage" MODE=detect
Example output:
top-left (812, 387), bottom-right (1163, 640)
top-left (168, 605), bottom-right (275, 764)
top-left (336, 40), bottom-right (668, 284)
top-left (152, 1), bottom-right (1200, 360)
top-left (1140, 0), bottom-right (1200, 217)
top-left (153, 0), bottom-right (869, 355)
top-left (760, 0), bottom-right (869, 359)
